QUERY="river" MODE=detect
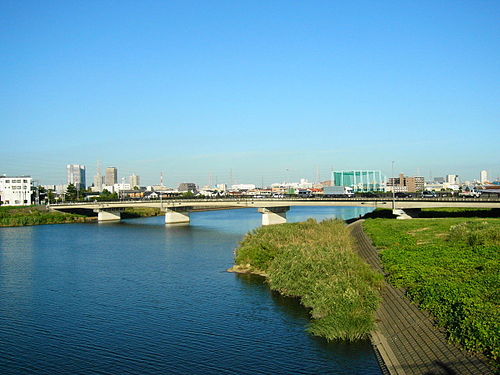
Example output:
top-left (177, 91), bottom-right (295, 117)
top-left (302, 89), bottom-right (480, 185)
top-left (0, 206), bottom-right (382, 374)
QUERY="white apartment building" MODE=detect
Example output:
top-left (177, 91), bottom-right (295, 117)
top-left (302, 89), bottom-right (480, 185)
top-left (446, 174), bottom-right (459, 184)
top-left (0, 176), bottom-right (33, 206)
top-left (231, 184), bottom-right (256, 191)
top-left (480, 170), bottom-right (488, 184)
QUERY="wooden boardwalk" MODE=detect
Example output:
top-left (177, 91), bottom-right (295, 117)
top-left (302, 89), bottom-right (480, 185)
top-left (349, 220), bottom-right (495, 375)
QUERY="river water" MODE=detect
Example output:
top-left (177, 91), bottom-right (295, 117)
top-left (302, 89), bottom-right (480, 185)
top-left (0, 206), bottom-right (381, 375)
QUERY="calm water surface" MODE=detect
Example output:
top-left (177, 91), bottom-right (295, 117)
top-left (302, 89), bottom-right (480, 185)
top-left (0, 206), bottom-right (381, 374)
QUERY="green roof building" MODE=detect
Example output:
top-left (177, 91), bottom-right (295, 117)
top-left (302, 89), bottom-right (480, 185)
top-left (331, 170), bottom-right (384, 192)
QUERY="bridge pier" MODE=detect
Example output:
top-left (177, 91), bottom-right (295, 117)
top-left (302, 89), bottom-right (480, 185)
top-left (259, 206), bottom-right (290, 225)
top-left (165, 207), bottom-right (191, 224)
top-left (393, 208), bottom-right (421, 219)
top-left (94, 209), bottom-right (122, 222)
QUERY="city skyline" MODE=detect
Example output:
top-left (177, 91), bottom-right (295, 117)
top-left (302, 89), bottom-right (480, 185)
top-left (22, 162), bottom-right (498, 189)
top-left (1, 1), bottom-right (499, 185)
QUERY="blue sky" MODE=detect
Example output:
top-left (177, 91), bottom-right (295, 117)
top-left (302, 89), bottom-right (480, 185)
top-left (1, 0), bottom-right (499, 186)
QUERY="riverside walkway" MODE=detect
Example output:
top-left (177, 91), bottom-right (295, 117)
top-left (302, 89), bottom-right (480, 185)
top-left (349, 220), bottom-right (495, 375)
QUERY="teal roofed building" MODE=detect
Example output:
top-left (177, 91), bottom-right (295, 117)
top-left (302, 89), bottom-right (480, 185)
top-left (331, 170), bottom-right (384, 192)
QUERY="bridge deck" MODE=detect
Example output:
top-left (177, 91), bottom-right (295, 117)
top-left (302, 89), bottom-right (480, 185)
top-left (349, 220), bottom-right (495, 375)
top-left (49, 197), bottom-right (500, 211)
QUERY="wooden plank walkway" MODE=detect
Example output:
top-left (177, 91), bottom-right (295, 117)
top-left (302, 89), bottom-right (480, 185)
top-left (349, 220), bottom-right (495, 375)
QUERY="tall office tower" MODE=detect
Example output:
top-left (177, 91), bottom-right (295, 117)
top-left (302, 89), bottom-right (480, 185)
top-left (93, 174), bottom-right (103, 191)
top-left (105, 167), bottom-right (118, 186)
top-left (67, 164), bottom-right (86, 189)
top-left (93, 161), bottom-right (103, 191)
top-left (480, 170), bottom-right (488, 183)
top-left (130, 174), bottom-right (140, 188)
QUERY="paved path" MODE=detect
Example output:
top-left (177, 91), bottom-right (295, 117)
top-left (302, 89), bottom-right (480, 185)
top-left (349, 220), bottom-right (495, 375)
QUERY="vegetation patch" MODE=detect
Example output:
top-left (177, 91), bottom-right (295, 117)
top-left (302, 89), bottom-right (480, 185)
top-left (363, 218), bottom-right (500, 362)
top-left (232, 219), bottom-right (382, 341)
top-left (364, 208), bottom-right (500, 219)
top-left (0, 205), bottom-right (93, 226)
top-left (122, 207), bottom-right (162, 218)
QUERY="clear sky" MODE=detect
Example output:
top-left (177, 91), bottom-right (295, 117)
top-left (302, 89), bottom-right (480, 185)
top-left (1, 0), bottom-right (499, 186)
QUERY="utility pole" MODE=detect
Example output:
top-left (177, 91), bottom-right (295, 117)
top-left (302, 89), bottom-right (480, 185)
top-left (392, 161), bottom-right (396, 210)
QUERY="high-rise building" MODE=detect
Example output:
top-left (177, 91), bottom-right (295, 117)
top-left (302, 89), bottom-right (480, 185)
top-left (480, 170), bottom-right (488, 183)
top-left (105, 167), bottom-right (118, 186)
top-left (67, 164), bottom-right (86, 189)
top-left (130, 174), bottom-right (140, 188)
top-left (331, 170), bottom-right (384, 192)
top-left (93, 174), bottom-right (104, 192)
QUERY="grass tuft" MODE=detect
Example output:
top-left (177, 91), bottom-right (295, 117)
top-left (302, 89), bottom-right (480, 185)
top-left (234, 219), bottom-right (382, 341)
top-left (0, 205), bottom-right (91, 226)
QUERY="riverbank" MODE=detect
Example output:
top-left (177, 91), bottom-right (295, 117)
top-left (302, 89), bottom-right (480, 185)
top-left (0, 205), bottom-right (96, 226)
top-left (351, 220), bottom-right (496, 374)
top-left (0, 205), bottom-right (245, 226)
top-left (363, 217), bottom-right (499, 362)
top-left (364, 207), bottom-right (500, 219)
top-left (230, 218), bottom-right (383, 341)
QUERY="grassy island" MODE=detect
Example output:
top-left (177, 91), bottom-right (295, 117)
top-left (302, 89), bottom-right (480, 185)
top-left (363, 218), bottom-right (500, 362)
top-left (0, 205), bottom-right (94, 226)
top-left (232, 219), bottom-right (383, 341)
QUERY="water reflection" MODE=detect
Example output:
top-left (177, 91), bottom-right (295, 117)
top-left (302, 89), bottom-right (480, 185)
top-left (0, 226), bottom-right (35, 308)
top-left (234, 272), bottom-right (381, 374)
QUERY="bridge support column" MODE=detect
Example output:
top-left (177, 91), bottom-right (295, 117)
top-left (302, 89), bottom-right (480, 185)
top-left (95, 209), bottom-right (122, 222)
top-left (393, 208), bottom-right (421, 220)
top-left (259, 206), bottom-right (290, 225)
top-left (165, 207), bottom-right (191, 224)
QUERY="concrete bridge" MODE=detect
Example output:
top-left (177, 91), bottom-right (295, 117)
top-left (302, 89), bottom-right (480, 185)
top-left (49, 197), bottom-right (500, 225)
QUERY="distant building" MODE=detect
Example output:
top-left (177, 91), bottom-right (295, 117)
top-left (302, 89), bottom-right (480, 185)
top-left (148, 185), bottom-right (172, 192)
top-left (387, 174), bottom-right (424, 193)
top-left (480, 170), bottom-right (488, 184)
top-left (231, 184), bottom-right (256, 191)
top-left (105, 167), bottom-right (118, 186)
top-left (114, 182), bottom-right (131, 192)
top-left (0, 176), bottom-right (33, 206)
top-left (130, 174), bottom-right (140, 188)
top-left (178, 183), bottom-right (197, 192)
top-left (216, 183), bottom-right (227, 192)
top-left (93, 174), bottom-right (104, 192)
top-left (446, 174), bottom-right (459, 184)
top-left (424, 183), bottom-right (444, 191)
top-left (433, 177), bottom-right (445, 184)
top-left (67, 164), bottom-right (86, 189)
top-left (270, 179), bottom-right (313, 190)
top-left (331, 170), bottom-right (384, 192)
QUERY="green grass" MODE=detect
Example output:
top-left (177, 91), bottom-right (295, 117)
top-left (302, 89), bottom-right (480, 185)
top-left (234, 219), bottom-right (383, 341)
top-left (363, 218), bottom-right (500, 361)
top-left (364, 207), bottom-right (500, 219)
top-left (0, 205), bottom-right (92, 226)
